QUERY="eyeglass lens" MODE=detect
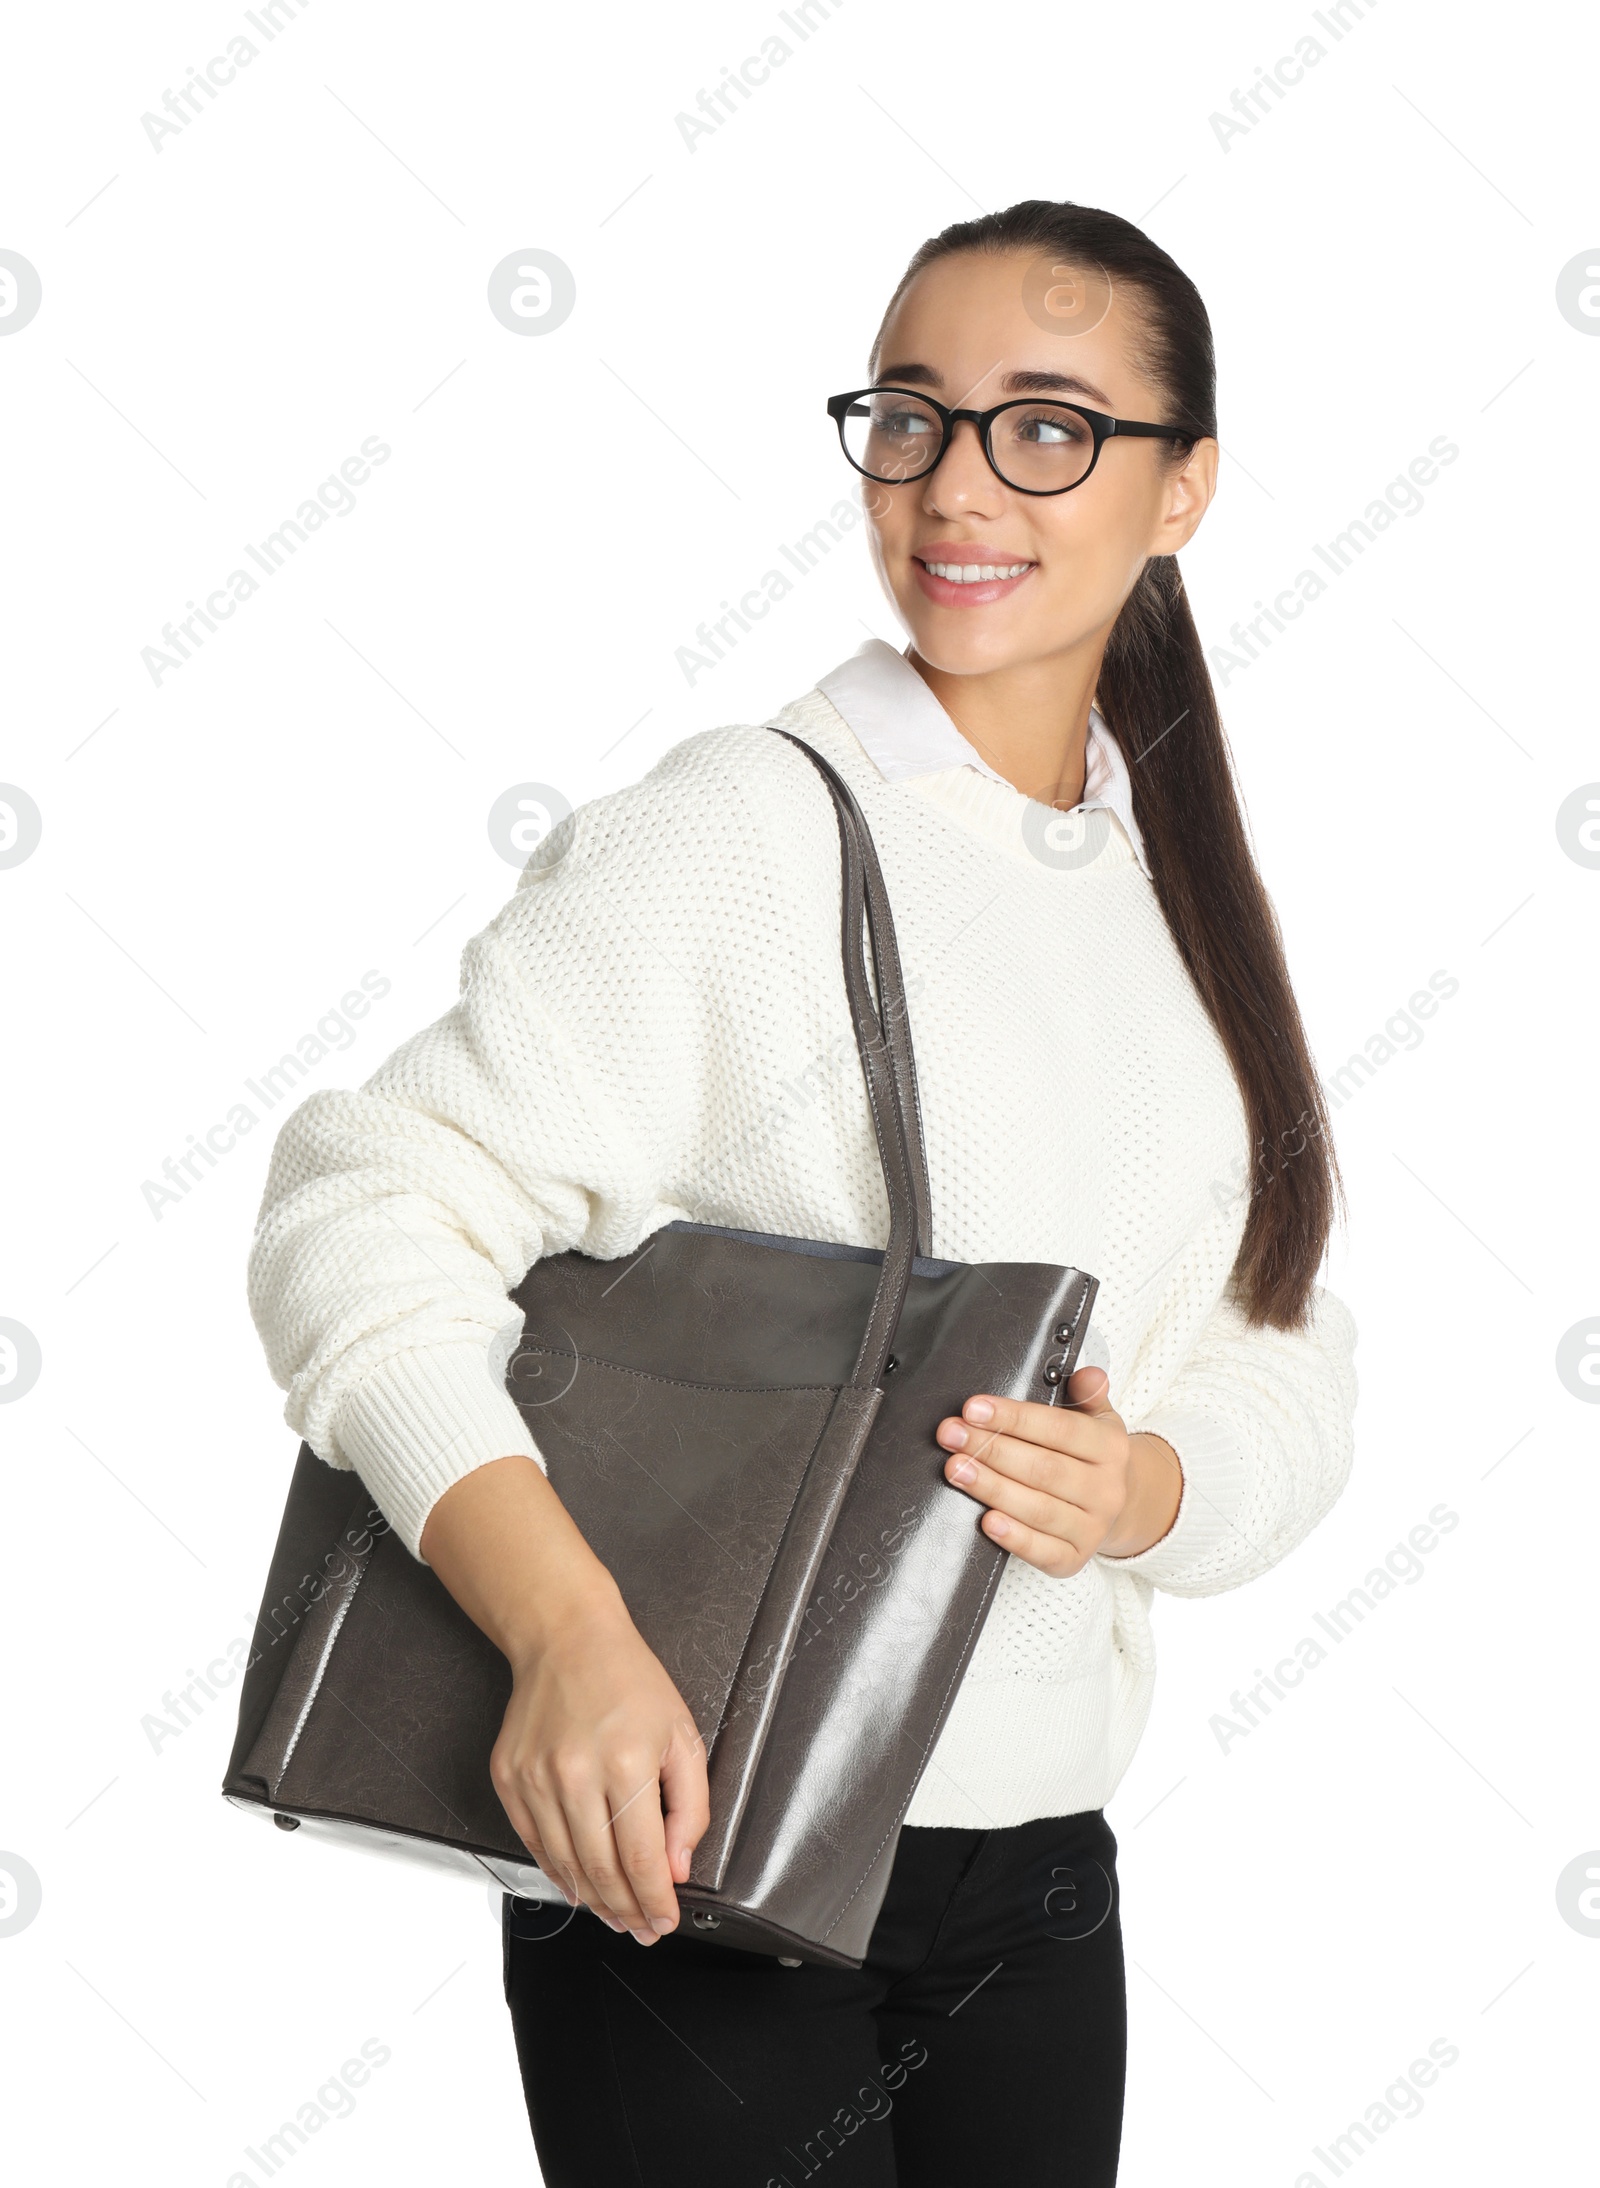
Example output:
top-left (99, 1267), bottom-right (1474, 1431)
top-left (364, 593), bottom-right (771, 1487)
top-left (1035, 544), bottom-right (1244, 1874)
top-left (840, 391), bottom-right (1096, 491)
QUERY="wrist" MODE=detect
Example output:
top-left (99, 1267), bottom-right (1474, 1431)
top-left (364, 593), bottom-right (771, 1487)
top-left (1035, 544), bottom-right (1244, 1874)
top-left (419, 1452), bottom-right (628, 1668)
top-left (1100, 1431), bottom-right (1183, 1560)
top-left (503, 1563), bottom-right (630, 1674)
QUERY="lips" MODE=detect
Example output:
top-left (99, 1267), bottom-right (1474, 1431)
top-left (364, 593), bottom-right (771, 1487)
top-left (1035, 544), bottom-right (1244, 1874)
top-left (912, 545), bottom-right (1037, 607)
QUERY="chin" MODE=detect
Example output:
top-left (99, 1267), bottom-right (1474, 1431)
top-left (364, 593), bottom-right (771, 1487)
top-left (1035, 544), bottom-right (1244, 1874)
top-left (897, 613), bottom-right (1039, 677)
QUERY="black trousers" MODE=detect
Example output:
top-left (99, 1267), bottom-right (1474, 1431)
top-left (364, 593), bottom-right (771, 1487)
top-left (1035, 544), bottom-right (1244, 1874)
top-left (504, 1809), bottom-right (1126, 2187)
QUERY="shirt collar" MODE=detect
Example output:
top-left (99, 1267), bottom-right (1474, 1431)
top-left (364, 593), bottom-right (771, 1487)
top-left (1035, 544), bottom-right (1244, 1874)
top-left (815, 638), bottom-right (1152, 881)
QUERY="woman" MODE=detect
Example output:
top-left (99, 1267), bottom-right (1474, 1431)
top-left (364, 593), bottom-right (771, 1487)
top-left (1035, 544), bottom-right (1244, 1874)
top-left (249, 198), bottom-right (1357, 2184)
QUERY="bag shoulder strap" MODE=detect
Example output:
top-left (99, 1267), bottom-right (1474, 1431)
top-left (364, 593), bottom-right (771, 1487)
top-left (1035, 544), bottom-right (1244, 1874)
top-left (769, 728), bottom-right (934, 1387)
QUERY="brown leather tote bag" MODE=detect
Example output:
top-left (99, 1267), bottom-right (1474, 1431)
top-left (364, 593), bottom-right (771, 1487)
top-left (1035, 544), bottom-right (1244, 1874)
top-left (224, 731), bottom-right (1097, 1967)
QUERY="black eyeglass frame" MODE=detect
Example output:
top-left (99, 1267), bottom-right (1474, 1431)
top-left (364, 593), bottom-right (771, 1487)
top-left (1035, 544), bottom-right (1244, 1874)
top-left (826, 385), bottom-right (1195, 497)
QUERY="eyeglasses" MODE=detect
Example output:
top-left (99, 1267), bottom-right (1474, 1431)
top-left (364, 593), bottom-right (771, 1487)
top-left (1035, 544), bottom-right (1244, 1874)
top-left (827, 385), bottom-right (1193, 497)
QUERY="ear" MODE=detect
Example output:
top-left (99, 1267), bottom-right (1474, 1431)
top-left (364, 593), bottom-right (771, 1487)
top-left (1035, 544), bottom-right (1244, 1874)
top-left (1152, 434), bottom-right (1219, 556)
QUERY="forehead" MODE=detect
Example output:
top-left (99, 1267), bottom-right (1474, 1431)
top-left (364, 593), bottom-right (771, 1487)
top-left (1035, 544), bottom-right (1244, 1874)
top-left (874, 249), bottom-right (1153, 410)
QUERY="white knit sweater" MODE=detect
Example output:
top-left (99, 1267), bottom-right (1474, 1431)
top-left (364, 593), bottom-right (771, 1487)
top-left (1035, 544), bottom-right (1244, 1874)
top-left (247, 662), bottom-right (1358, 1829)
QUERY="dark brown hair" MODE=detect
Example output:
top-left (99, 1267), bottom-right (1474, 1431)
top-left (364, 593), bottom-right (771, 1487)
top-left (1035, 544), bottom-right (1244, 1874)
top-left (870, 199), bottom-right (1341, 1328)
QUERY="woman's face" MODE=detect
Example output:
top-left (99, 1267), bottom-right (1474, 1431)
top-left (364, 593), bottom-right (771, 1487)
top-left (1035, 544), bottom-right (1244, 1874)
top-left (862, 249), bottom-right (1217, 678)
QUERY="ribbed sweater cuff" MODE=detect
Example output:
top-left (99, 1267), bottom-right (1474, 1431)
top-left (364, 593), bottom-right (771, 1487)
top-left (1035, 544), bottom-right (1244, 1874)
top-left (1105, 1404), bottom-right (1251, 1588)
top-left (332, 1342), bottom-right (544, 1562)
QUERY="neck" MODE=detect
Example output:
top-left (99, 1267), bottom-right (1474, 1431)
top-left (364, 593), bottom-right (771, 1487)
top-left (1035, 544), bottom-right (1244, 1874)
top-left (905, 644), bottom-right (1104, 806)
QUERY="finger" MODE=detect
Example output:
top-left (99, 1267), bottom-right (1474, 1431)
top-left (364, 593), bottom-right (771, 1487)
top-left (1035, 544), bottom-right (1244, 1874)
top-left (510, 1761), bottom-right (629, 1928)
top-left (503, 1810), bottom-right (566, 1901)
top-left (659, 1716), bottom-right (711, 1891)
top-left (943, 1423), bottom-right (1096, 1504)
top-left (607, 1759), bottom-right (681, 1936)
top-left (516, 1786), bottom-right (605, 1919)
top-left (944, 1445), bottom-right (1093, 1537)
top-left (978, 1501), bottom-right (1090, 1578)
top-left (1065, 1364), bottom-right (1115, 1415)
top-left (491, 1755), bottom-right (574, 1901)
top-left (493, 1733), bottom-right (621, 1925)
top-left (939, 1389), bottom-right (1110, 1463)
top-left (567, 1785), bottom-right (653, 1935)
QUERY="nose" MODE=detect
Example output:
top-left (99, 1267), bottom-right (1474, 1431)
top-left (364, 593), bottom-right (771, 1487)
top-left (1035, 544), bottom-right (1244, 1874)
top-left (922, 415), bottom-right (1002, 513)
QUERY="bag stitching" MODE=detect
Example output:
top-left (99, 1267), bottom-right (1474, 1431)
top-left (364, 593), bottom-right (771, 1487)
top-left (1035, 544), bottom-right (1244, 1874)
top-left (271, 1558), bottom-right (368, 1799)
top-left (511, 1344), bottom-right (843, 1401)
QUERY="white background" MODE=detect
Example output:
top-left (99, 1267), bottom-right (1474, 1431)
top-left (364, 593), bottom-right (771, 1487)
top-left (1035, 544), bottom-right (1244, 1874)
top-left (1, 1), bottom-right (1595, 2181)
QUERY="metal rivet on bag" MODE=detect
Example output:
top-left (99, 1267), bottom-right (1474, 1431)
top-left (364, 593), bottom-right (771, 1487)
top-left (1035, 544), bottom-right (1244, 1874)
top-left (691, 1911), bottom-right (721, 1929)
top-left (1042, 1359), bottom-right (1064, 1384)
top-left (1053, 1322), bottom-right (1074, 1345)
top-left (273, 1813), bottom-right (301, 1831)
top-left (778, 1956), bottom-right (802, 1967)
top-left (884, 1355), bottom-right (900, 1374)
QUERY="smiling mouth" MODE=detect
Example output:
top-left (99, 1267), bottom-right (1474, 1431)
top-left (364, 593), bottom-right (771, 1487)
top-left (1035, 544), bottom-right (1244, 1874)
top-left (914, 555), bottom-right (1037, 584)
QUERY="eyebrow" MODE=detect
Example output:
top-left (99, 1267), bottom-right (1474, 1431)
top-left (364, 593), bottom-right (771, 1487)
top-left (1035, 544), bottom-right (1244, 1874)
top-left (874, 362), bottom-right (1114, 409)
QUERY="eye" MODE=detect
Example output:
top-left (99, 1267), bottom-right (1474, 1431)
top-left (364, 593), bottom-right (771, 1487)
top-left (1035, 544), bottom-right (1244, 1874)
top-left (1009, 406), bottom-right (1090, 447)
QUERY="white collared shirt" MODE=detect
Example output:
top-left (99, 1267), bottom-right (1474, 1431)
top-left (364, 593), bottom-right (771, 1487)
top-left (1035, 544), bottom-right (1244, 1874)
top-left (815, 637), bottom-right (1153, 881)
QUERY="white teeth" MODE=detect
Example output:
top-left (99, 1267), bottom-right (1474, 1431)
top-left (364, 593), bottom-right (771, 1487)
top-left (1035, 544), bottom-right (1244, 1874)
top-left (923, 560), bottom-right (1032, 583)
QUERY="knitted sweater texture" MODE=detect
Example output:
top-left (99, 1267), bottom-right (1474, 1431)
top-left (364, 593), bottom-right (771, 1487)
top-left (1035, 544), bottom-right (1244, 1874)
top-left (247, 680), bottom-right (1358, 1828)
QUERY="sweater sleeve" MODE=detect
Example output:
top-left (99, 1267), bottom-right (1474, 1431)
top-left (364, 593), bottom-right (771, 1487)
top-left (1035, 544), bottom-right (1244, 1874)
top-left (1104, 1278), bottom-right (1359, 1597)
top-left (245, 732), bottom-right (773, 1562)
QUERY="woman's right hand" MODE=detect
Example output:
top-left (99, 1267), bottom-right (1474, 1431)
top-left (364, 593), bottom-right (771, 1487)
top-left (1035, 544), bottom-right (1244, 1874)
top-left (493, 1599), bottom-right (709, 1941)
top-left (418, 1454), bottom-right (710, 1944)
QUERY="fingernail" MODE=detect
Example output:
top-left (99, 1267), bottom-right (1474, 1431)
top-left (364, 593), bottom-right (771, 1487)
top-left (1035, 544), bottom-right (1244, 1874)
top-left (600, 1914), bottom-right (626, 1932)
top-left (987, 1513), bottom-right (1010, 1537)
top-left (965, 1398), bottom-right (994, 1424)
top-left (651, 1916), bottom-right (676, 1934)
top-left (947, 1457), bottom-right (976, 1485)
top-left (939, 1421), bottom-right (968, 1450)
top-left (629, 1928), bottom-right (655, 1946)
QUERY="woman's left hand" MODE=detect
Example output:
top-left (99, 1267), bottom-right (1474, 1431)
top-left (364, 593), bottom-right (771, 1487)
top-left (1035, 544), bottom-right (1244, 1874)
top-left (936, 1366), bottom-right (1183, 1576)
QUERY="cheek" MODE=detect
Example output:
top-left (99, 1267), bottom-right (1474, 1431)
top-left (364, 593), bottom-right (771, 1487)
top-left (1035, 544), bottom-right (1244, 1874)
top-left (1034, 515), bottom-right (1144, 620)
top-left (864, 495), bottom-right (908, 570)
